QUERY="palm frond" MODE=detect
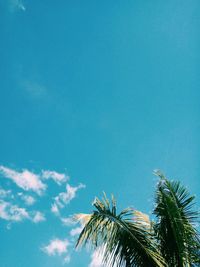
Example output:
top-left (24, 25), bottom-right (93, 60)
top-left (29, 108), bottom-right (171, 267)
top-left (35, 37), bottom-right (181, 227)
top-left (76, 194), bottom-right (166, 267)
top-left (153, 171), bottom-right (200, 266)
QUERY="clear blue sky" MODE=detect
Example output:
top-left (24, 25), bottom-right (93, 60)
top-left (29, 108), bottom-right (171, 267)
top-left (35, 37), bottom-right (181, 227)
top-left (0, 1), bottom-right (199, 266)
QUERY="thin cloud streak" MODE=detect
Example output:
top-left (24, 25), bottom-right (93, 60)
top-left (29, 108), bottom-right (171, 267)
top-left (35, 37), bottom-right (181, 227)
top-left (61, 216), bottom-right (76, 226)
top-left (9, 0), bottom-right (26, 12)
top-left (70, 226), bottom-right (83, 237)
top-left (42, 170), bottom-right (69, 185)
top-left (21, 80), bottom-right (47, 98)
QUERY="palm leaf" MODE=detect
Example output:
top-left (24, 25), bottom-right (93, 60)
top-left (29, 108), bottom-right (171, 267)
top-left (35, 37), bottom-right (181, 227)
top-left (76, 194), bottom-right (166, 267)
top-left (153, 171), bottom-right (200, 266)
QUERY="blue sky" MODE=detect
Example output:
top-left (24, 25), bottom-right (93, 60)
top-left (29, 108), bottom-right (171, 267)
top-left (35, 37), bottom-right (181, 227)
top-left (0, 0), bottom-right (199, 266)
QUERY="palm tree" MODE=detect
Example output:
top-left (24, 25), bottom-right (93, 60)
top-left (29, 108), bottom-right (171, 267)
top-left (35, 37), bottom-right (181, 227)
top-left (76, 171), bottom-right (200, 267)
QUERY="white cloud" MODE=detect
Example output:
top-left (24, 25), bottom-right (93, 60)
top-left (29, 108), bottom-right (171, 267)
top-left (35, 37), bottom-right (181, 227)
top-left (0, 165), bottom-right (85, 231)
top-left (70, 226), bottom-right (83, 237)
top-left (0, 166), bottom-right (74, 196)
top-left (89, 248), bottom-right (104, 267)
top-left (61, 216), bottom-right (76, 226)
top-left (0, 188), bottom-right (12, 199)
top-left (42, 170), bottom-right (69, 185)
top-left (53, 183), bottom-right (85, 213)
top-left (42, 238), bottom-right (70, 257)
top-left (32, 211), bottom-right (45, 223)
top-left (51, 203), bottom-right (60, 216)
top-left (0, 200), bottom-right (45, 224)
top-left (24, 195), bottom-right (36, 206)
top-left (19, 194), bottom-right (36, 206)
top-left (89, 247), bottom-right (117, 267)
top-left (64, 255), bottom-right (71, 264)
top-left (0, 166), bottom-right (46, 195)
top-left (0, 200), bottom-right (29, 222)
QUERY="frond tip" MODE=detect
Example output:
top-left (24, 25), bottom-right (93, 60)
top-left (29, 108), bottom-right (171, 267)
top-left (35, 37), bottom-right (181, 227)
top-left (74, 213), bottom-right (92, 225)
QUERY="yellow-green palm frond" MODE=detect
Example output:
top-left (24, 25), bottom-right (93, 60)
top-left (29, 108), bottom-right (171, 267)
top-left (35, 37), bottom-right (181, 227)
top-left (76, 194), bottom-right (166, 267)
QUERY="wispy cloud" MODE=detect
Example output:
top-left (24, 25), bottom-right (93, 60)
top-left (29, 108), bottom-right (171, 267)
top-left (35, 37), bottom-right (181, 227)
top-left (0, 166), bottom-right (46, 195)
top-left (56, 184), bottom-right (85, 207)
top-left (42, 238), bottom-right (71, 264)
top-left (89, 248), bottom-right (104, 267)
top-left (70, 226), bottom-right (83, 237)
top-left (21, 80), bottom-right (47, 98)
top-left (0, 165), bottom-right (85, 227)
top-left (61, 216), bottom-right (76, 226)
top-left (89, 247), bottom-right (117, 267)
top-left (62, 215), bottom-right (85, 237)
top-left (0, 163), bottom-right (86, 265)
top-left (0, 200), bottom-right (29, 222)
top-left (9, 0), bottom-right (26, 12)
top-left (0, 188), bottom-right (12, 199)
top-left (51, 203), bottom-right (60, 216)
top-left (0, 199), bottom-right (46, 224)
top-left (42, 170), bottom-right (69, 185)
top-left (52, 183), bottom-right (85, 215)
top-left (0, 166), bottom-right (69, 196)
top-left (42, 238), bottom-right (70, 255)
top-left (18, 193), bottom-right (36, 206)
top-left (32, 211), bottom-right (46, 223)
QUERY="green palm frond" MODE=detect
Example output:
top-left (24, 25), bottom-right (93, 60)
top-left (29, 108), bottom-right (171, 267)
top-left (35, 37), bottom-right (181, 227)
top-left (153, 171), bottom-right (200, 266)
top-left (75, 172), bottom-right (199, 267)
top-left (76, 194), bottom-right (166, 267)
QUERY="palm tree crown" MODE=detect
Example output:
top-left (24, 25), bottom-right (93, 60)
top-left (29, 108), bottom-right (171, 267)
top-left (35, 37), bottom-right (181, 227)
top-left (76, 172), bottom-right (200, 267)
